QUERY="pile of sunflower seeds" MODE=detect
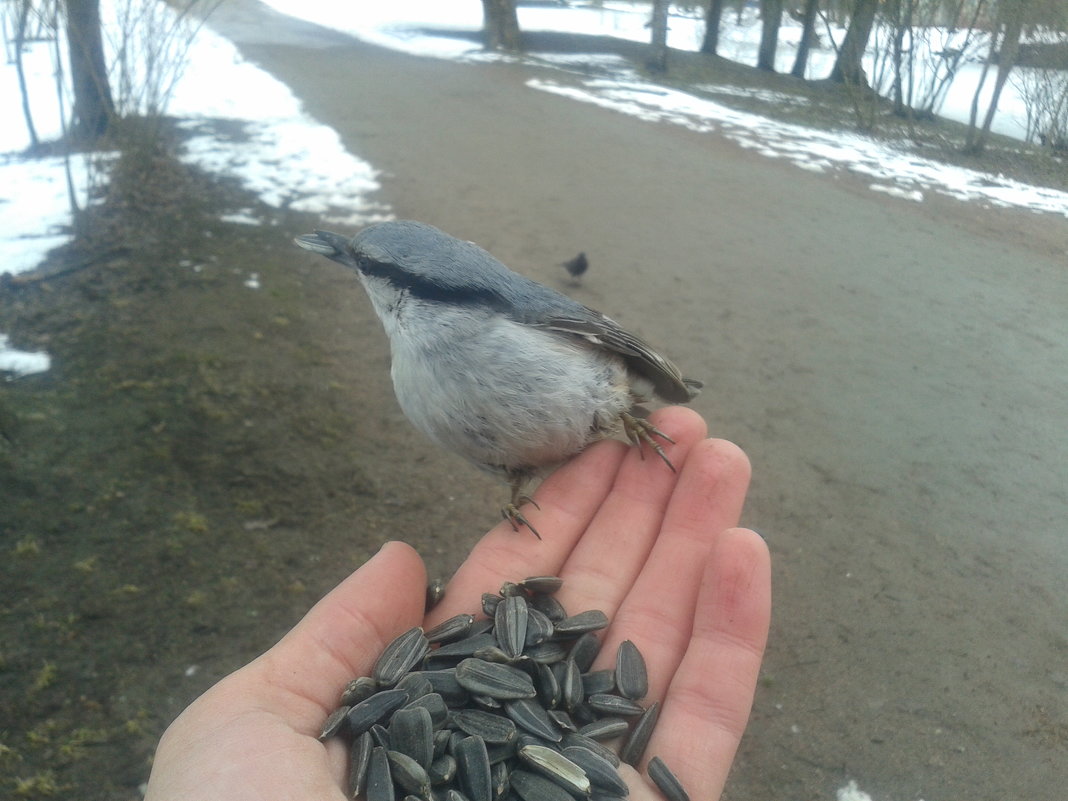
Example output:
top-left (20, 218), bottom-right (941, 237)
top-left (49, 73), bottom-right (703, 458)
top-left (319, 576), bottom-right (690, 801)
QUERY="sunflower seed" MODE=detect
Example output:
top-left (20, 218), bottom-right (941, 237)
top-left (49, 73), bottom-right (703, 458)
top-left (341, 675), bottom-right (380, 706)
top-left (504, 697), bottom-right (562, 742)
top-left (567, 632), bottom-right (602, 673)
top-left (348, 731), bottom-right (373, 799)
top-left (455, 735), bottom-right (492, 801)
top-left (509, 769), bottom-right (579, 801)
top-left (481, 593), bottom-right (503, 617)
top-left (420, 670), bottom-right (469, 706)
top-left (388, 749), bottom-right (433, 799)
top-left (426, 614), bottom-right (477, 645)
top-left (499, 581), bottom-right (526, 597)
top-left (347, 689), bottom-right (410, 736)
top-left (517, 743), bottom-right (590, 796)
top-left (491, 760), bottom-right (510, 799)
top-left (546, 709), bottom-right (577, 733)
top-left (578, 717), bottom-right (629, 741)
top-left (647, 756), bottom-right (690, 801)
top-left (404, 691), bottom-right (449, 728)
top-left (586, 693), bottom-right (646, 717)
top-left (451, 709), bottom-right (518, 744)
top-left (524, 608), bottom-right (555, 647)
top-left (374, 627), bottom-right (430, 687)
top-left (396, 672), bottom-right (434, 700)
top-left (523, 640), bottom-right (569, 664)
top-left (320, 705), bottom-right (350, 740)
top-left (471, 694), bottom-right (503, 711)
top-left (370, 723), bottom-right (391, 749)
top-left (559, 659), bottom-right (583, 712)
top-left (581, 669), bottom-right (616, 697)
top-left (429, 754), bottom-right (457, 785)
top-left (518, 576), bottom-right (564, 595)
top-left (619, 700), bottom-right (659, 766)
top-left (455, 658), bottom-right (537, 700)
top-left (533, 663), bottom-right (560, 709)
top-left (366, 746), bottom-right (394, 801)
top-left (562, 732), bottom-right (620, 767)
top-left (430, 633), bottom-right (499, 664)
top-left (433, 728), bottom-right (452, 758)
top-left (473, 646), bottom-right (518, 665)
top-left (426, 579), bottom-right (446, 612)
top-left (390, 706), bottom-right (434, 769)
top-left (528, 592), bottom-right (567, 622)
top-left (495, 595), bottom-right (530, 659)
top-left (614, 640), bottom-right (648, 701)
top-left (562, 746), bottom-right (629, 797)
top-left (554, 610), bottom-right (609, 636)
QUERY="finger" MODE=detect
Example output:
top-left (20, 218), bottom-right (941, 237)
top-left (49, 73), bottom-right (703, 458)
top-left (641, 527), bottom-right (771, 798)
top-left (427, 435), bottom-right (628, 626)
top-left (250, 541), bottom-right (428, 723)
top-left (551, 407), bottom-right (709, 619)
top-left (596, 439), bottom-right (752, 700)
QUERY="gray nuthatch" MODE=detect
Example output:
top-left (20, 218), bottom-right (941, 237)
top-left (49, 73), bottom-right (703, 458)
top-left (295, 220), bottom-right (701, 539)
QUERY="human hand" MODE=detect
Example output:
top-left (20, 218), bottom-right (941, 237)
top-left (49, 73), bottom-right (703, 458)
top-left (143, 407), bottom-right (771, 801)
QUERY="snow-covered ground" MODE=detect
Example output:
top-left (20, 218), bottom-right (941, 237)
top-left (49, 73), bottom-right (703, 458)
top-left (2, 0), bottom-right (1066, 389)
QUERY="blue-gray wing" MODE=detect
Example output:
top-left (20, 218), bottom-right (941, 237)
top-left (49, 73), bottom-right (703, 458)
top-left (539, 309), bottom-right (702, 403)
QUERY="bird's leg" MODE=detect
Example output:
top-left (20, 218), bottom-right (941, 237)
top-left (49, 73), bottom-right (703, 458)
top-left (501, 476), bottom-right (542, 540)
top-left (620, 410), bottom-right (677, 472)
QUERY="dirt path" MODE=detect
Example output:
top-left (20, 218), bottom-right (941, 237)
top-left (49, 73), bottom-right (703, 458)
top-left (202, 4), bottom-right (1068, 799)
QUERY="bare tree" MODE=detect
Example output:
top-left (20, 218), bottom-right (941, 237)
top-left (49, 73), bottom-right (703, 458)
top-left (757, 0), bottom-right (783, 71)
top-left (481, 0), bottom-right (521, 52)
top-left (701, 0), bottom-right (726, 55)
top-left (64, 0), bottom-right (114, 142)
top-left (790, 0), bottom-right (821, 77)
top-left (647, 0), bottom-right (670, 72)
top-left (965, 0), bottom-right (1030, 154)
top-left (828, 0), bottom-right (878, 86)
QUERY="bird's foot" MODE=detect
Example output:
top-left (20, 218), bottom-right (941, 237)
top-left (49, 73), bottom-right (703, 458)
top-left (620, 411), bottom-right (676, 472)
top-left (502, 497), bottom-right (542, 540)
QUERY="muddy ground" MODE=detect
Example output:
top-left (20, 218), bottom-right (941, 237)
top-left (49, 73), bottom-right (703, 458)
top-left (2, 5), bottom-right (1068, 800)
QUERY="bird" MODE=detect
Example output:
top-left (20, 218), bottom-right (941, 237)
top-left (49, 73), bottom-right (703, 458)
top-left (561, 252), bottom-right (589, 286)
top-left (295, 220), bottom-right (701, 539)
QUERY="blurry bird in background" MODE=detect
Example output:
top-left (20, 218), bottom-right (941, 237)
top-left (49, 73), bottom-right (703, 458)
top-left (561, 252), bottom-right (589, 286)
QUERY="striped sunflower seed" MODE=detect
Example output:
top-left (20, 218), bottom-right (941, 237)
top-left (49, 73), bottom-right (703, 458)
top-left (518, 576), bottom-right (564, 595)
top-left (429, 754), bottom-right (457, 785)
top-left (619, 700), bottom-right (659, 766)
top-left (509, 768), bottom-right (580, 801)
top-left (426, 614), bottom-right (476, 645)
top-left (348, 731), bottom-right (373, 799)
top-left (319, 704), bottom-right (350, 740)
top-left (451, 709), bottom-right (518, 744)
top-left (425, 579), bottom-right (446, 612)
top-left (562, 732), bottom-right (620, 767)
top-left (614, 640), bottom-right (648, 701)
top-left (528, 592), bottom-right (567, 622)
top-left (387, 749), bottom-right (433, 799)
top-left (365, 746), bottom-right (393, 801)
top-left (504, 697), bottom-right (563, 742)
top-left (581, 669), bottom-right (617, 696)
top-left (567, 631), bottom-right (602, 672)
top-left (341, 675), bottom-right (379, 706)
top-left (455, 658), bottom-right (536, 700)
top-left (495, 595), bottom-right (529, 659)
top-left (524, 607), bottom-right (555, 647)
top-left (454, 735), bottom-right (492, 801)
top-left (389, 706), bottom-right (434, 769)
top-left (517, 743), bottom-right (590, 797)
top-left (346, 688), bottom-right (410, 736)
top-left (403, 691), bottom-right (449, 728)
top-left (374, 627), bottom-right (429, 687)
top-left (563, 745), bottom-right (629, 797)
top-left (578, 716), bottom-right (630, 741)
top-left (559, 658), bottom-right (584, 711)
top-left (586, 693), bottom-right (646, 717)
top-left (647, 756), bottom-right (690, 801)
top-left (554, 609), bottom-right (609, 636)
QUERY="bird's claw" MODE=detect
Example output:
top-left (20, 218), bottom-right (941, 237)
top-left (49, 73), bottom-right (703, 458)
top-left (621, 411), bottom-right (676, 472)
top-left (502, 501), bottom-right (542, 540)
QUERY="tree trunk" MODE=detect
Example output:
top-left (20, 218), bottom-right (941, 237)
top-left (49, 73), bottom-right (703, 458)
top-left (965, 0), bottom-right (1028, 154)
top-left (790, 0), bottom-right (820, 77)
top-left (647, 0), bottom-right (670, 73)
top-left (757, 0), bottom-right (783, 72)
top-left (828, 0), bottom-right (879, 86)
top-left (65, 0), bottom-right (114, 142)
top-left (15, 0), bottom-right (41, 150)
top-left (481, 0), bottom-right (521, 52)
top-left (701, 0), bottom-right (726, 55)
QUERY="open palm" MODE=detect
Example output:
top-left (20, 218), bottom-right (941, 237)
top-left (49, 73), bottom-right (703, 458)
top-left (144, 407), bottom-right (770, 801)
